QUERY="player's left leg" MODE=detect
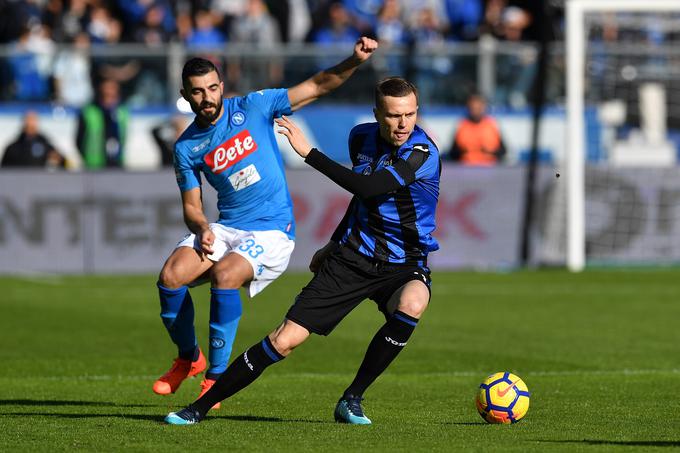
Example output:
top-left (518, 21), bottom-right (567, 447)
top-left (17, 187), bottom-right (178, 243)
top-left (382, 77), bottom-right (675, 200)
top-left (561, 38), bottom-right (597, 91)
top-left (337, 277), bottom-right (431, 425)
top-left (196, 252), bottom-right (252, 409)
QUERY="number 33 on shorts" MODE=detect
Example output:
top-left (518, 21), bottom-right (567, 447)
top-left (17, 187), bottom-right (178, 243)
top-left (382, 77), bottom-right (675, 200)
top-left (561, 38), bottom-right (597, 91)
top-left (238, 239), bottom-right (264, 258)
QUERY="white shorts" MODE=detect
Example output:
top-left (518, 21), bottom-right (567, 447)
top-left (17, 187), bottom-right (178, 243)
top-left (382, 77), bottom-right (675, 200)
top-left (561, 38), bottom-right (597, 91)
top-left (176, 223), bottom-right (295, 297)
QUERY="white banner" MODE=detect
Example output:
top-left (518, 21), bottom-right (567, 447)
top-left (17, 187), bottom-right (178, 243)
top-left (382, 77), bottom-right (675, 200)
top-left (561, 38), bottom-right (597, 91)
top-left (0, 167), bottom-right (528, 274)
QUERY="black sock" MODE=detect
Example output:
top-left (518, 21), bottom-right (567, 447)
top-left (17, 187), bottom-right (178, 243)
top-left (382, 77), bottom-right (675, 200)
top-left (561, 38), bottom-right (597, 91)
top-left (344, 310), bottom-right (418, 398)
top-left (193, 337), bottom-right (284, 417)
top-left (179, 346), bottom-right (200, 362)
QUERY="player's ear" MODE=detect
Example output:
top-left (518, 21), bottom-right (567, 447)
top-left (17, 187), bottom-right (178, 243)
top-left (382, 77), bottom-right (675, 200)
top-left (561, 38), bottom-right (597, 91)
top-left (373, 107), bottom-right (378, 122)
top-left (180, 88), bottom-right (188, 101)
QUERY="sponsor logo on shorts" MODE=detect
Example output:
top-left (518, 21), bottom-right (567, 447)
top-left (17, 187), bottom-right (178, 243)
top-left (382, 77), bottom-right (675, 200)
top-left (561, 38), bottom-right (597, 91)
top-left (414, 271), bottom-right (428, 284)
top-left (210, 337), bottom-right (225, 349)
top-left (204, 130), bottom-right (258, 174)
top-left (228, 164), bottom-right (261, 191)
top-left (176, 233), bottom-right (192, 246)
top-left (362, 165), bottom-right (372, 175)
top-left (257, 264), bottom-right (264, 276)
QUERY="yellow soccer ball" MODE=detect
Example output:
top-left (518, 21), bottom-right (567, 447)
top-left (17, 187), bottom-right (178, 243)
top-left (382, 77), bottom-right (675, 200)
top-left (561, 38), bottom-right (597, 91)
top-left (475, 372), bottom-right (530, 424)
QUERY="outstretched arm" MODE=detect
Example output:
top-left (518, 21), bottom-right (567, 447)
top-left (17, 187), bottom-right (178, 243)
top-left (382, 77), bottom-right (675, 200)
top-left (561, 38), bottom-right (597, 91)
top-left (275, 116), bottom-right (404, 199)
top-left (287, 37), bottom-right (378, 111)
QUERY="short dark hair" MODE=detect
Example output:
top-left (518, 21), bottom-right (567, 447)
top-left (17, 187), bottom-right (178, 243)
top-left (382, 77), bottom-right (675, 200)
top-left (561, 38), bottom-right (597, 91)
top-left (182, 57), bottom-right (221, 87)
top-left (375, 77), bottom-right (418, 109)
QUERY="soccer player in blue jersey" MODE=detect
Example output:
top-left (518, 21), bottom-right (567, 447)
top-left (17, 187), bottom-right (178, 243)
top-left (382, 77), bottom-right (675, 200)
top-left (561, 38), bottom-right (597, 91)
top-left (165, 76), bottom-right (440, 425)
top-left (152, 37), bottom-right (379, 407)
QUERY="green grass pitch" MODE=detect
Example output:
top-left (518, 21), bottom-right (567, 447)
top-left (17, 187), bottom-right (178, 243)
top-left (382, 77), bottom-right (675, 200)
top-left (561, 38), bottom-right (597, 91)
top-left (1, 270), bottom-right (679, 452)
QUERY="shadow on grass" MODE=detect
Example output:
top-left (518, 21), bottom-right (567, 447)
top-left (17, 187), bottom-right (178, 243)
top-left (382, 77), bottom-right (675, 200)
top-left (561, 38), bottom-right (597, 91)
top-left (0, 411), bottom-right (330, 424)
top-left (440, 421), bottom-right (487, 426)
top-left (537, 439), bottom-right (680, 448)
top-left (0, 399), bottom-right (155, 408)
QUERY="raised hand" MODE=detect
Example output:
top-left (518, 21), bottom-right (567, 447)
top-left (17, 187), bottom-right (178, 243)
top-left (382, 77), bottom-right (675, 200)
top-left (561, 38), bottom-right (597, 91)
top-left (275, 115), bottom-right (313, 158)
top-left (353, 37), bottom-right (379, 63)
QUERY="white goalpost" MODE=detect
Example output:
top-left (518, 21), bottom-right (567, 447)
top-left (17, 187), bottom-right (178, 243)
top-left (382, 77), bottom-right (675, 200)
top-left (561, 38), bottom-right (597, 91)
top-left (565, 0), bottom-right (680, 271)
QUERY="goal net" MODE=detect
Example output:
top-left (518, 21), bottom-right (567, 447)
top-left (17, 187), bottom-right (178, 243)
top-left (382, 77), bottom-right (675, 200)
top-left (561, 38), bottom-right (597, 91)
top-left (539, 0), bottom-right (680, 270)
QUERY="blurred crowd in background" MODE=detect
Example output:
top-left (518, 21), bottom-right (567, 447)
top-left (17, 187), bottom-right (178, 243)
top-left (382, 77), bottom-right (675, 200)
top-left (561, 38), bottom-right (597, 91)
top-left (0, 0), bottom-right (566, 106)
top-left (4, 0), bottom-right (680, 170)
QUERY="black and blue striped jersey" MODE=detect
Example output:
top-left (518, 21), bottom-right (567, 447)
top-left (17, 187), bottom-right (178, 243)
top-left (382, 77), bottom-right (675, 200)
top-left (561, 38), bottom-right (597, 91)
top-left (306, 122), bottom-right (440, 266)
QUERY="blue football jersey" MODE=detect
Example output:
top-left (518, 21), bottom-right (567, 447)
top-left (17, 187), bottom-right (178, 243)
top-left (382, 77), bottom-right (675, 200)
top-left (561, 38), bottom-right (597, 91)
top-left (336, 123), bottom-right (440, 265)
top-left (174, 89), bottom-right (295, 238)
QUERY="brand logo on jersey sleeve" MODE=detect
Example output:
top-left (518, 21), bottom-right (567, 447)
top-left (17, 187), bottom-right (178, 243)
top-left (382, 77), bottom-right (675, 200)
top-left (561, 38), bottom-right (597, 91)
top-left (413, 144), bottom-right (430, 153)
top-left (204, 130), bottom-right (258, 174)
top-left (357, 153), bottom-right (373, 163)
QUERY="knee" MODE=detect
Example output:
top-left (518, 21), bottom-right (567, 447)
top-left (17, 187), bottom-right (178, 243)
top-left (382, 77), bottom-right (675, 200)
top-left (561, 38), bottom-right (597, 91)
top-left (158, 266), bottom-right (183, 290)
top-left (211, 267), bottom-right (246, 289)
top-left (398, 294), bottom-right (429, 319)
top-left (269, 334), bottom-right (297, 357)
top-left (269, 324), bottom-right (309, 357)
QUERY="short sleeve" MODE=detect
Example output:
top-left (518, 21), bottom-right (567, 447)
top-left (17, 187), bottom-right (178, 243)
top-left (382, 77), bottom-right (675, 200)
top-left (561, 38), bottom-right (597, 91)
top-left (174, 142), bottom-right (201, 192)
top-left (245, 88), bottom-right (292, 120)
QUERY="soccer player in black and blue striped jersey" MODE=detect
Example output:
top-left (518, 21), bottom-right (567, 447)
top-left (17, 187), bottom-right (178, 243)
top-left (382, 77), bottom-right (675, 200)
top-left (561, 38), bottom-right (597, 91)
top-left (165, 77), bottom-right (440, 426)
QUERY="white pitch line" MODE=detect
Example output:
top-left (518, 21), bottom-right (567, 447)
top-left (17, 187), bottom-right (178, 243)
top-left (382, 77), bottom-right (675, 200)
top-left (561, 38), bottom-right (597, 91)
top-left (3, 369), bottom-right (679, 382)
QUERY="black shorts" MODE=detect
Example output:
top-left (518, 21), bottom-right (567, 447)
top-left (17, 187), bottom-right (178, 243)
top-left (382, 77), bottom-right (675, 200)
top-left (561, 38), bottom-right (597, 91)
top-left (286, 245), bottom-right (431, 336)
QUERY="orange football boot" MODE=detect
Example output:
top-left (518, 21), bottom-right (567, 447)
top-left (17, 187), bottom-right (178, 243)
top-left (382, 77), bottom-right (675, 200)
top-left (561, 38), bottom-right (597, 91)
top-left (152, 349), bottom-right (206, 395)
top-left (198, 378), bottom-right (221, 410)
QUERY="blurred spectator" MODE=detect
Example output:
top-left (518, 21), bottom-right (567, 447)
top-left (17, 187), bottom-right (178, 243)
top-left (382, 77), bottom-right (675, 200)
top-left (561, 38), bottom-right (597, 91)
top-left (310, 2), bottom-right (361, 71)
top-left (118, 0), bottom-right (175, 43)
top-left (287, 0), bottom-right (312, 43)
top-left (185, 9), bottom-right (226, 48)
top-left (228, 0), bottom-right (282, 93)
top-left (373, 0), bottom-right (408, 75)
top-left (482, 0), bottom-right (531, 41)
top-left (52, 32), bottom-right (93, 107)
top-left (87, 5), bottom-right (122, 44)
top-left (400, 0), bottom-right (448, 31)
top-left (1, 111), bottom-right (67, 169)
top-left (311, 2), bottom-right (361, 46)
top-left (449, 92), bottom-right (506, 165)
top-left (43, 0), bottom-right (90, 43)
top-left (76, 79), bottom-right (129, 169)
top-left (151, 114), bottom-right (190, 167)
top-left (341, 0), bottom-right (381, 33)
top-left (8, 26), bottom-right (54, 101)
top-left (443, 0), bottom-right (483, 41)
top-left (375, 0), bottom-right (408, 47)
top-left (410, 6), bottom-right (451, 102)
top-left (482, 0), bottom-right (535, 107)
top-left (133, 2), bottom-right (175, 46)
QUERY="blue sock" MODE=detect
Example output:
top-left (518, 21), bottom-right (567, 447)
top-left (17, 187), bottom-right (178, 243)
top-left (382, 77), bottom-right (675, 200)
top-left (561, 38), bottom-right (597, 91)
top-left (157, 283), bottom-right (197, 360)
top-left (207, 288), bottom-right (242, 378)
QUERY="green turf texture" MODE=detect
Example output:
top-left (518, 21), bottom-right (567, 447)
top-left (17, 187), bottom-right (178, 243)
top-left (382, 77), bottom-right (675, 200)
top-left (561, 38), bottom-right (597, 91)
top-left (1, 270), bottom-right (679, 452)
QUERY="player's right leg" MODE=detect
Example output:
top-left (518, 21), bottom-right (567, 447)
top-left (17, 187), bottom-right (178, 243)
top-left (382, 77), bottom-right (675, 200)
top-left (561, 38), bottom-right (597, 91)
top-left (154, 246), bottom-right (214, 395)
